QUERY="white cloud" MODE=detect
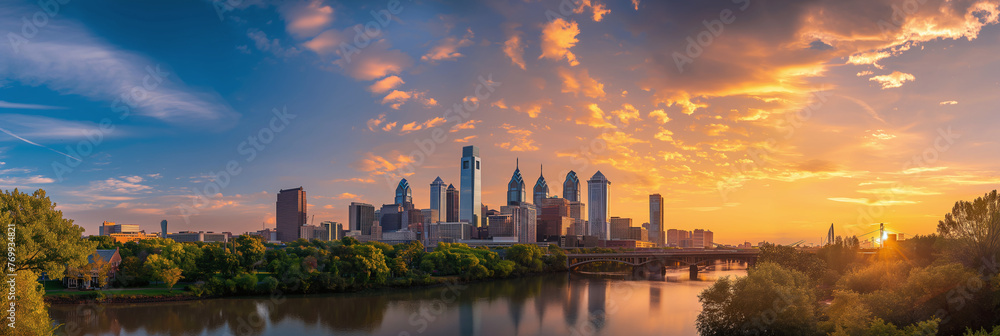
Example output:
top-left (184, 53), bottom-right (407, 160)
top-left (868, 71), bottom-right (914, 89)
top-left (0, 8), bottom-right (239, 127)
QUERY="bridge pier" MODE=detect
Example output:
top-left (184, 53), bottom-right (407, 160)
top-left (689, 264), bottom-right (698, 280)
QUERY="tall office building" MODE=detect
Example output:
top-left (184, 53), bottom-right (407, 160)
top-left (160, 220), bottom-right (168, 238)
top-left (460, 146), bottom-right (482, 228)
top-left (507, 159), bottom-right (526, 205)
top-left (587, 171), bottom-right (611, 240)
top-left (349, 202), bottom-right (376, 235)
top-left (538, 197), bottom-right (572, 242)
top-left (500, 203), bottom-right (537, 243)
top-left (649, 194), bottom-right (664, 247)
top-left (446, 184), bottom-right (460, 222)
top-left (533, 165), bottom-right (549, 206)
top-left (379, 204), bottom-right (404, 232)
top-left (609, 217), bottom-right (632, 240)
top-left (395, 178), bottom-right (413, 210)
top-left (429, 177), bottom-right (447, 223)
top-left (563, 170), bottom-right (581, 202)
top-left (276, 187), bottom-right (307, 242)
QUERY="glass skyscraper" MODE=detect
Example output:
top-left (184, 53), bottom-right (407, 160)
top-left (507, 159), bottom-right (526, 205)
top-left (430, 177), bottom-right (447, 223)
top-left (563, 170), bottom-right (580, 202)
top-left (460, 145), bottom-right (481, 227)
top-left (587, 171), bottom-right (610, 240)
top-left (533, 164), bottom-right (548, 206)
top-left (649, 194), bottom-right (664, 247)
top-left (395, 178), bottom-right (412, 209)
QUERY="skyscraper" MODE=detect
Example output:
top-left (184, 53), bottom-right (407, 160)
top-left (587, 171), bottom-right (610, 240)
top-left (276, 187), bottom-right (307, 242)
top-left (430, 177), bottom-right (447, 223)
top-left (446, 184), bottom-right (460, 222)
top-left (349, 202), bottom-right (375, 235)
top-left (649, 194), bottom-right (664, 247)
top-left (507, 159), bottom-right (526, 205)
top-left (395, 178), bottom-right (413, 209)
top-left (160, 220), bottom-right (168, 238)
top-left (533, 165), bottom-right (548, 206)
top-left (563, 170), bottom-right (580, 202)
top-left (379, 204), bottom-right (404, 232)
top-left (460, 146), bottom-right (482, 227)
top-left (609, 217), bottom-right (632, 240)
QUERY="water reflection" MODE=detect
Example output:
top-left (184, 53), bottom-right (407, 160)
top-left (51, 263), bottom-right (747, 336)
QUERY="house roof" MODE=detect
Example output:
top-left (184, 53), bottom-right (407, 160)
top-left (88, 248), bottom-right (119, 264)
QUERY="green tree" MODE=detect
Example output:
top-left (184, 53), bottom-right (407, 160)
top-left (1, 188), bottom-right (97, 278)
top-left (758, 243), bottom-right (826, 280)
top-left (697, 262), bottom-right (818, 335)
top-left (232, 235), bottom-right (266, 271)
top-left (938, 190), bottom-right (1000, 269)
top-left (87, 235), bottom-right (119, 250)
top-left (160, 267), bottom-right (184, 292)
top-left (0, 270), bottom-right (55, 335)
top-left (116, 256), bottom-right (147, 286)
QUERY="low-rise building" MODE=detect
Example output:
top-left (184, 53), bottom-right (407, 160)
top-left (64, 248), bottom-right (121, 290)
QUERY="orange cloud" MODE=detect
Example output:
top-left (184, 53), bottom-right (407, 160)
top-left (558, 67), bottom-right (605, 98)
top-left (503, 32), bottom-right (526, 70)
top-left (539, 18), bottom-right (580, 66)
top-left (369, 75), bottom-right (405, 93)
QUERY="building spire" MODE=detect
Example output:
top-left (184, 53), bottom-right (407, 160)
top-left (516, 157), bottom-right (519, 170)
top-left (540, 164), bottom-right (543, 177)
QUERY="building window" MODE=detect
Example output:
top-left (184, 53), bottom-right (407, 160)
top-left (476, 161), bottom-right (480, 170)
top-left (463, 161), bottom-right (469, 169)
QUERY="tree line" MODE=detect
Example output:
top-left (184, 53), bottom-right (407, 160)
top-left (697, 190), bottom-right (1000, 335)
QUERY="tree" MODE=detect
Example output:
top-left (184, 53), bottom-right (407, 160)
top-left (758, 243), bottom-right (826, 279)
top-left (117, 256), bottom-right (147, 286)
top-left (0, 270), bottom-right (55, 335)
top-left (697, 262), bottom-right (818, 335)
top-left (88, 235), bottom-right (119, 250)
top-left (938, 190), bottom-right (1000, 269)
top-left (1, 188), bottom-right (97, 278)
top-left (89, 252), bottom-right (112, 289)
top-left (144, 254), bottom-right (174, 285)
top-left (160, 267), bottom-right (183, 292)
top-left (232, 235), bottom-right (266, 271)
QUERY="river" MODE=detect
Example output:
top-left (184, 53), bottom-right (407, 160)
top-left (50, 263), bottom-right (747, 336)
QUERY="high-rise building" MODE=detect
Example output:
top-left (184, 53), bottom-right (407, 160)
top-left (160, 220), bottom-right (168, 238)
top-left (446, 184), bottom-right (460, 222)
top-left (487, 214), bottom-right (514, 238)
top-left (628, 226), bottom-right (649, 242)
top-left (649, 194), bottom-right (664, 247)
top-left (667, 229), bottom-right (681, 247)
top-left (533, 165), bottom-right (549, 206)
top-left (563, 170), bottom-right (581, 202)
top-left (500, 203), bottom-right (537, 243)
top-left (538, 197), bottom-right (572, 243)
top-left (587, 171), bottom-right (611, 240)
top-left (430, 177), bottom-right (447, 223)
top-left (460, 146), bottom-right (482, 228)
top-left (609, 217), bottom-right (632, 240)
top-left (395, 178), bottom-right (413, 210)
top-left (704, 230), bottom-right (714, 248)
top-left (349, 202), bottom-right (375, 235)
top-left (320, 221), bottom-right (343, 241)
top-left (276, 187), bottom-right (307, 242)
top-left (693, 229), bottom-right (705, 248)
top-left (507, 159), bottom-right (527, 205)
top-left (379, 204), bottom-right (404, 232)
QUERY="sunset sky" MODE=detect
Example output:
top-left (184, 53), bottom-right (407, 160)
top-left (2, 0), bottom-right (1000, 244)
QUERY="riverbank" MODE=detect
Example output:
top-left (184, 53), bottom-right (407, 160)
top-left (45, 271), bottom-right (567, 305)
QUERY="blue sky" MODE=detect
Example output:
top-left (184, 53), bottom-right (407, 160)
top-left (3, 0), bottom-right (1000, 244)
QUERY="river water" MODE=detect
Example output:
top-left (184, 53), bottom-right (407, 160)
top-left (50, 263), bottom-right (747, 336)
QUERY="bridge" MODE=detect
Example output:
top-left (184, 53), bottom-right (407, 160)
top-left (566, 249), bottom-right (759, 279)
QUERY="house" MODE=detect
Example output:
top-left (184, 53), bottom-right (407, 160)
top-left (64, 248), bottom-right (122, 290)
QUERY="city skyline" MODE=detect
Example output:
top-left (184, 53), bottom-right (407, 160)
top-left (2, 0), bottom-right (1000, 245)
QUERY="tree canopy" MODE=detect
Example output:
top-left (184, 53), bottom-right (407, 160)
top-left (1, 188), bottom-right (96, 278)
